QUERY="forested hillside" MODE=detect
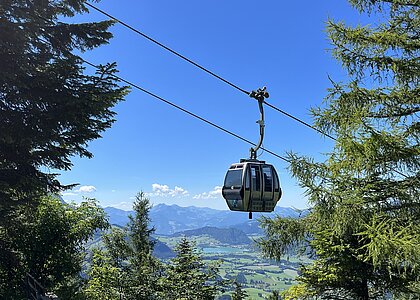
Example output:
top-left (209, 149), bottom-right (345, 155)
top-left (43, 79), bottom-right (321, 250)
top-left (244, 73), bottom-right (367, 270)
top-left (172, 226), bottom-right (252, 245)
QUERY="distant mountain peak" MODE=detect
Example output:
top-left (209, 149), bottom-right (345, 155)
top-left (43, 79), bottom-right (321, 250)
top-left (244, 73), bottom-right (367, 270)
top-left (104, 203), bottom-right (308, 235)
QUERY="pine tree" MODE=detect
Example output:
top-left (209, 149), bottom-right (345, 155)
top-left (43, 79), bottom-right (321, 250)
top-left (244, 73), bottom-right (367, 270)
top-left (128, 192), bottom-right (156, 260)
top-left (1, 1), bottom-right (127, 297)
top-left (0, 0), bottom-right (128, 203)
top-left (85, 193), bottom-right (161, 300)
top-left (160, 237), bottom-right (221, 300)
top-left (126, 192), bottom-right (161, 299)
top-left (259, 1), bottom-right (419, 299)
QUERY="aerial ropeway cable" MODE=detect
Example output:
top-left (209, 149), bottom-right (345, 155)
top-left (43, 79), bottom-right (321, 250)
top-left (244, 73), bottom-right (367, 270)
top-left (85, 4), bottom-right (410, 180)
top-left (85, 3), bottom-right (336, 141)
top-left (27, 0), bottom-right (413, 220)
top-left (81, 60), bottom-right (290, 163)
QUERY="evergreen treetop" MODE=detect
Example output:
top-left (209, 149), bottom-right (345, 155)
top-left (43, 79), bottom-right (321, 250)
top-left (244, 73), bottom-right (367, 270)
top-left (160, 237), bottom-right (222, 300)
top-left (85, 193), bottom-right (162, 300)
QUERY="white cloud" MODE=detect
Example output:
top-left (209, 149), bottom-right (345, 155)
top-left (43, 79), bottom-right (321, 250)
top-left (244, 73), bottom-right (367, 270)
top-left (148, 183), bottom-right (189, 197)
top-left (152, 183), bottom-right (170, 194)
top-left (193, 186), bottom-right (222, 200)
top-left (75, 185), bottom-right (97, 193)
top-left (173, 186), bottom-right (189, 196)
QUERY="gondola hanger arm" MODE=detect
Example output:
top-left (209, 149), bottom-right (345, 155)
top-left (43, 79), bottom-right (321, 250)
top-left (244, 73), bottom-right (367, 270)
top-left (249, 87), bottom-right (269, 160)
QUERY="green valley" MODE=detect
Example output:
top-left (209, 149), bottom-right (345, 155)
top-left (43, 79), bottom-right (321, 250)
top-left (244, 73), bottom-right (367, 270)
top-left (155, 233), bottom-right (309, 299)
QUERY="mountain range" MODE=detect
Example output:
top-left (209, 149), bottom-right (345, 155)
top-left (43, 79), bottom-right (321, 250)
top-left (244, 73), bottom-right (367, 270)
top-left (104, 204), bottom-right (306, 236)
top-left (172, 226), bottom-right (252, 245)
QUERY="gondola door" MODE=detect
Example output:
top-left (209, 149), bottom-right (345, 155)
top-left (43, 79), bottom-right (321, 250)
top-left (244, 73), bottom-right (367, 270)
top-left (249, 165), bottom-right (263, 212)
top-left (243, 167), bottom-right (251, 211)
top-left (262, 165), bottom-right (274, 211)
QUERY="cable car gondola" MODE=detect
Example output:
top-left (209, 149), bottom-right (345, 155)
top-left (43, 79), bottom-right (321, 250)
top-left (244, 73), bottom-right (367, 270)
top-left (222, 87), bottom-right (282, 219)
top-left (222, 159), bottom-right (282, 213)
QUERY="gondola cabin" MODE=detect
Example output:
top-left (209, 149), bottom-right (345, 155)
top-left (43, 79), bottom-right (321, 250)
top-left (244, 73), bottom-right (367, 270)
top-left (222, 159), bottom-right (282, 215)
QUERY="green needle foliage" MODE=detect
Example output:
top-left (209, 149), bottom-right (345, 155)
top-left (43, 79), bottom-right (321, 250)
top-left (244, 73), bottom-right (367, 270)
top-left (86, 194), bottom-right (226, 300)
top-left (159, 237), bottom-right (222, 300)
top-left (1, 1), bottom-right (127, 297)
top-left (84, 249), bottom-right (122, 300)
top-left (0, 0), bottom-right (128, 204)
top-left (259, 1), bottom-right (419, 299)
top-left (125, 193), bottom-right (162, 299)
top-left (85, 193), bottom-right (162, 300)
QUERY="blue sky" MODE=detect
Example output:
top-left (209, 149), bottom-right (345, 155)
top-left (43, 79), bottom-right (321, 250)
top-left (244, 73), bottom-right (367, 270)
top-left (59, 0), bottom-right (369, 210)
